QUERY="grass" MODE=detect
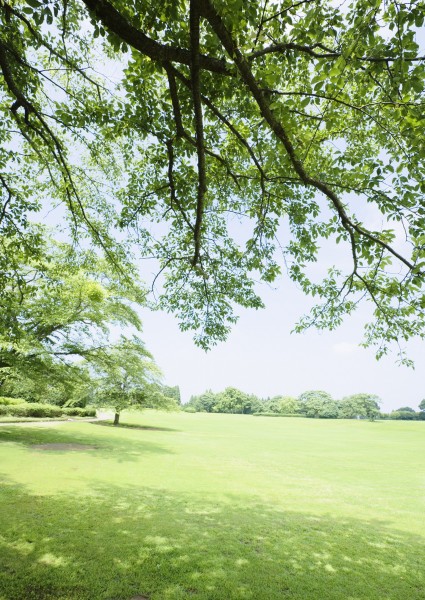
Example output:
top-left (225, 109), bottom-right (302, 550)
top-left (0, 411), bottom-right (424, 599)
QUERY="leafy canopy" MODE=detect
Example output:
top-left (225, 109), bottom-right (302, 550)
top-left (0, 229), bottom-right (146, 402)
top-left (1, 0), bottom-right (425, 358)
top-left (91, 336), bottom-right (176, 421)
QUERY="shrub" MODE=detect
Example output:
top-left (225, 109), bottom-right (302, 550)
top-left (63, 407), bottom-right (96, 417)
top-left (252, 412), bottom-right (303, 417)
top-left (182, 406), bottom-right (197, 413)
top-left (0, 396), bottom-right (26, 406)
top-left (1, 404), bottom-right (61, 418)
top-left (0, 402), bottom-right (97, 419)
top-left (8, 404), bottom-right (64, 418)
top-left (81, 407), bottom-right (96, 417)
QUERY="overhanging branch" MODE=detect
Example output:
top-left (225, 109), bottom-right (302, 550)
top-left (200, 0), bottom-right (418, 276)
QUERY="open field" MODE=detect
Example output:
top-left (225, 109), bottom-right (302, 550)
top-left (0, 411), bottom-right (424, 599)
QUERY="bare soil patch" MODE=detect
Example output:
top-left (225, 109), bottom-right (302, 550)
top-left (30, 443), bottom-right (98, 451)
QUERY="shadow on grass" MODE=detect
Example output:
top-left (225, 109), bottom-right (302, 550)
top-left (0, 425), bottom-right (172, 463)
top-left (0, 480), bottom-right (424, 600)
top-left (90, 421), bottom-right (179, 432)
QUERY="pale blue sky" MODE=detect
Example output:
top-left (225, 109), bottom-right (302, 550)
top-left (139, 272), bottom-right (425, 412)
top-left (38, 136), bottom-right (424, 412)
top-left (35, 13), bottom-right (424, 413)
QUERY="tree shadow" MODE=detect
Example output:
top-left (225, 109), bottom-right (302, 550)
top-left (0, 480), bottom-right (424, 600)
top-left (0, 425), bottom-right (172, 463)
top-left (90, 421), bottom-right (179, 432)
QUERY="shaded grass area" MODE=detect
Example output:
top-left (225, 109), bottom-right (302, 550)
top-left (92, 421), bottom-right (178, 432)
top-left (1, 482), bottom-right (425, 600)
top-left (0, 412), bottom-right (425, 599)
top-left (0, 423), bottom-right (171, 464)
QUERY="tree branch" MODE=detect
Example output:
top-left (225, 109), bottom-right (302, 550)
top-left (189, 0), bottom-right (206, 267)
top-left (81, 0), bottom-right (232, 76)
top-left (200, 0), bottom-right (418, 275)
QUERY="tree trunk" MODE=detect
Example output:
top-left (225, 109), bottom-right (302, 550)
top-left (113, 412), bottom-right (120, 426)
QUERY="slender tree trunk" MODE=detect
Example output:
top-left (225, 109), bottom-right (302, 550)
top-left (113, 412), bottom-right (120, 426)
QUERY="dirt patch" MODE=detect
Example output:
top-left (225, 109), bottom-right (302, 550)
top-left (30, 443), bottom-right (98, 451)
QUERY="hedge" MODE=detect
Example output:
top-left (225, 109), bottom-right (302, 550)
top-left (0, 403), bottom-right (96, 418)
top-left (63, 407), bottom-right (96, 417)
top-left (251, 412), bottom-right (303, 417)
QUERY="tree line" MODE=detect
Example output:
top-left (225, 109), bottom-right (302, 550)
top-left (184, 388), bottom-right (425, 421)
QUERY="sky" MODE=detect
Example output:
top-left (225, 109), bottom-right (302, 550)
top-left (40, 177), bottom-right (425, 413)
top-left (139, 270), bottom-right (425, 412)
top-left (118, 7), bottom-right (425, 412)
top-left (32, 5), bottom-right (425, 413)
top-left (133, 198), bottom-right (424, 413)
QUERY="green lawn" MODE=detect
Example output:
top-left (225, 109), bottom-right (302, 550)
top-left (0, 412), bottom-right (424, 599)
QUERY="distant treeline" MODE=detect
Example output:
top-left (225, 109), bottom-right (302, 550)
top-left (183, 388), bottom-right (425, 421)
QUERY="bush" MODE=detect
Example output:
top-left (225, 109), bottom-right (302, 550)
top-left (0, 396), bottom-right (26, 406)
top-left (82, 407), bottom-right (96, 417)
top-left (252, 412), bottom-right (303, 417)
top-left (0, 402), bottom-right (97, 419)
top-left (7, 404), bottom-right (64, 418)
top-left (182, 406), bottom-right (197, 413)
top-left (63, 407), bottom-right (96, 417)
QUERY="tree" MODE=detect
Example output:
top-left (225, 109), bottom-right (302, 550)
top-left (213, 387), bottom-right (259, 414)
top-left (162, 385), bottom-right (181, 406)
top-left (1, 2), bottom-right (425, 357)
top-left (1, 359), bottom-right (92, 406)
top-left (339, 393), bottom-right (381, 420)
top-left (298, 390), bottom-right (338, 419)
top-left (92, 336), bottom-right (177, 425)
top-left (417, 399), bottom-right (425, 420)
top-left (275, 396), bottom-right (299, 415)
top-left (0, 230), bottom-right (146, 401)
top-left (390, 410), bottom-right (417, 420)
top-left (187, 390), bottom-right (219, 413)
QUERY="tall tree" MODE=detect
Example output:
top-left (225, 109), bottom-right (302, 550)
top-left (91, 336), bottom-right (176, 425)
top-left (0, 230), bottom-right (146, 397)
top-left (1, 1), bottom-right (425, 358)
top-left (298, 390), bottom-right (338, 418)
top-left (338, 393), bottom-right (381, 420)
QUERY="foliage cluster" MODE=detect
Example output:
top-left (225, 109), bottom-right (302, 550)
top-left (0, 396), bottom-right (25, 406)
top-left (252, 412), bottom-right (304, 418)
top-left (0, 0), bottom-right (425, 359)
top-left (0, 402), bottom-right (96, 418)
top-left (184, 388), bottom-right (381, 419)
top-left (382, 408), bottom-right (425, 421)
top-left (0, 231), bottom-right (178, 423)
top-left (185, 389), bottom-right (425, 420)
